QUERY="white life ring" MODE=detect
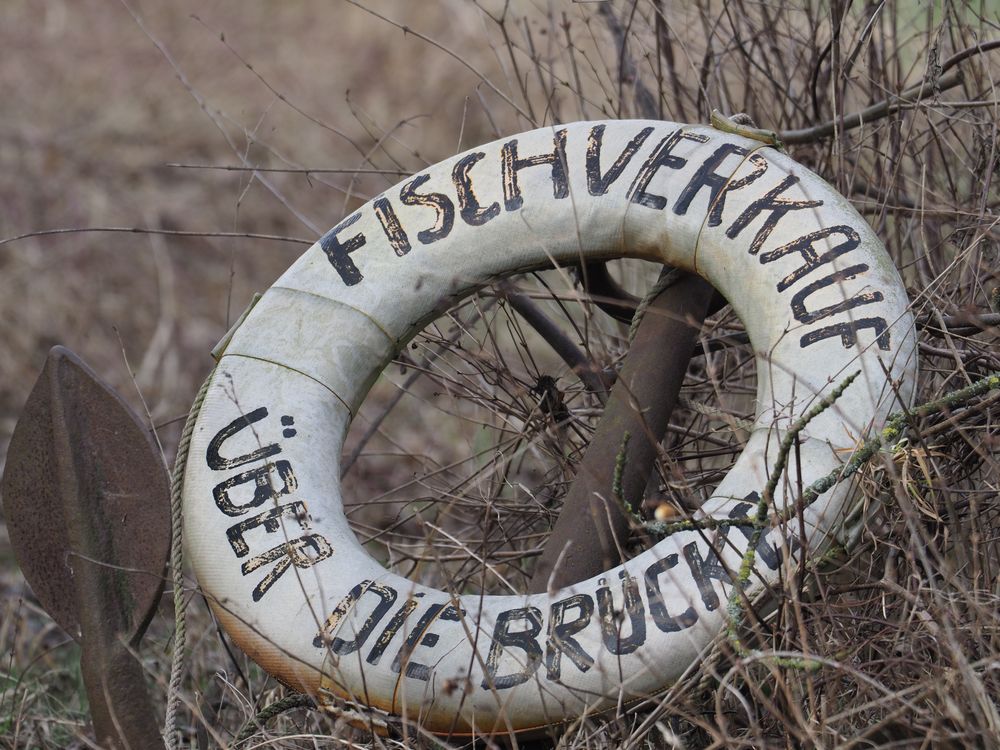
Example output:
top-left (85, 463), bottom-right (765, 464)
top-left (182, 120), bottom-right (917, 735)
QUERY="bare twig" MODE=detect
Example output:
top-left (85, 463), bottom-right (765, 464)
top-left (0, 227), bottom-right (313, 248)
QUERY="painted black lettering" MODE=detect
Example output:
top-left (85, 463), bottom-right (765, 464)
top-left (320, 212), bottom-right (366, 286)
top-left (760, 225), bottom-right (862, 292)
top-left (675, 146), bottom-right (769, 226)
top-left (644, 554), bottom-right (698, 632)
top-left (241, 534), bottom-right (333, 602)
top-left (726, 175), bottom-right (822, 254)
top-left (801, 317), bottom-right (891, 351)
top-left (313, 580), bottom-right (398, 652)
top-left (372, 196), bottom-right (411, 257)
top-left (391, 603), bottom-right (462, 682)
top-left (399, 173), bottom-right (455, 244)
top-left (595, 572), bottom-right (647, 655)
top-left (391, 603), bottom-right (442, 680)
top-left (501, 129), bottom-right (569, 211)
top-left (673, 143), bottom-right (745, 215)
top-left (682, 542), bottom-right (731, 611)
top-left (586, 125), bottom-right (654, 196)
top-left (213, 460), bottom-right (296, 517)
top-left (226, 500), bottom-right (307, 557)
top-left (722, 498), bottom-right (782, 570)
top-left (206, 407), bottom-right (279, 471)
top-left (627, 130), bottom-right (709, 210)
top-left (481, 607), bottom-right (543, 690)
top-left (791, 265), bottom-right (883, 324)
top-left (452, 152), bottom-right (500, 226)
top-left (545, 594), bottom-right (594, 680)
top-left (366, 595), bottom-right (423, 666)
top-left (708, 153), bottom-right (770, 225)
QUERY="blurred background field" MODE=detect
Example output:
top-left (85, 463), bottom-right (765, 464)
top-left (1, 1), bottom-right (1000, 747)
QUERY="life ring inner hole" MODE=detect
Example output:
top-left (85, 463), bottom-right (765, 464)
top-left (338, 260), bottom-right (756, 597)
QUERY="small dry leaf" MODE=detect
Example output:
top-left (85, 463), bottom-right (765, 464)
top-left (654, 503), bottom-right (679, 522)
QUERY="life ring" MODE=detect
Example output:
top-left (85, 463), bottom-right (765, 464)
top-left (182, 119), bottom-right (917, 735)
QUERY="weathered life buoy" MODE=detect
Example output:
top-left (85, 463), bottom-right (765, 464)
top-left (182, 120), bottom-right (917, 735)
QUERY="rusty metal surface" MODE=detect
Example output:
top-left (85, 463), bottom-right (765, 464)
top-left (582, 260), bottom-right (728, 326)
top-left (529, 273), bottom-right (715, 592)
top-left (80, 638), bottom-right (166, 750)
top-left (2, 346), bottom-right (169, 748)
top-left (580, 261), bottom-right (641, 323)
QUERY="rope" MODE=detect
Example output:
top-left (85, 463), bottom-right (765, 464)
top-left (164, 369), bottom-right (215, 750)
top-left (627, 267), bottom-right (681, 344)
top-left (232, 694), bottom-right (317, 747)
top-left (680, 397), bottom-right (755, 432)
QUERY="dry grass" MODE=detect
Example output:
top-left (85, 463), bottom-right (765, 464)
top-left (1, 0), bottom-right (999, 747)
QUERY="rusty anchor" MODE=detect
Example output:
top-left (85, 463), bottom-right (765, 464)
top-left (2, 346), bottom-right (170, 749)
